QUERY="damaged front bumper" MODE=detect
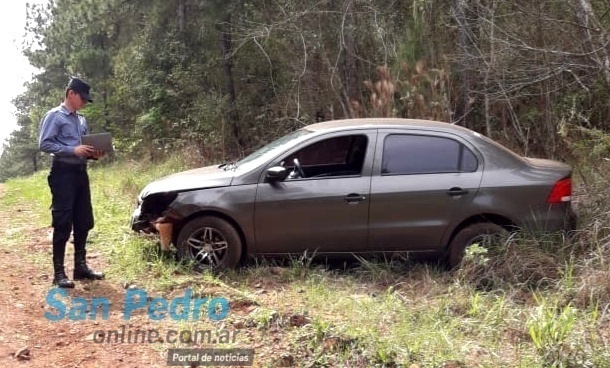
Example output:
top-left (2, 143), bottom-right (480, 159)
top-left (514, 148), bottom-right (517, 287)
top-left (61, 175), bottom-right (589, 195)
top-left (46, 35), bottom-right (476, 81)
top-left (131, 195), bottom-right (178, 251)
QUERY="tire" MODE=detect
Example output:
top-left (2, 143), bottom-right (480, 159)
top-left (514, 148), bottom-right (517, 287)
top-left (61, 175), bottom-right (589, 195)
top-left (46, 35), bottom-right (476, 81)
top-left (446, 222), bottom-right (507, 269)
top-left (176, 216), bottom-right (242, 270)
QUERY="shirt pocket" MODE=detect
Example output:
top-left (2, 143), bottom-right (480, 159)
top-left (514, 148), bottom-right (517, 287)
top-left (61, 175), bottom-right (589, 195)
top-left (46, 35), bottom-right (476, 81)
top-left (57, 121), bottom-right (79, 141)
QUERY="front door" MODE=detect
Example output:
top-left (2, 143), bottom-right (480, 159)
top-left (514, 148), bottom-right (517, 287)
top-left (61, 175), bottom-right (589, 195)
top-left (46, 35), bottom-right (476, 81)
top-left (254, 132), bottom-right (375, 254)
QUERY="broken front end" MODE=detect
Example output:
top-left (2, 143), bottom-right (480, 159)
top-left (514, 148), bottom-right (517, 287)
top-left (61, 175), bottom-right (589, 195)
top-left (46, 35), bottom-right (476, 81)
top-left (131, 192), bottom-right (179, 250)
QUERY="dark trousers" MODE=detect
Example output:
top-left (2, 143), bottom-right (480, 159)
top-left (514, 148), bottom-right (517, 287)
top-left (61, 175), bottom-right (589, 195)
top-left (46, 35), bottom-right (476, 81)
top-left (47, 162), bottom-right (94, 270)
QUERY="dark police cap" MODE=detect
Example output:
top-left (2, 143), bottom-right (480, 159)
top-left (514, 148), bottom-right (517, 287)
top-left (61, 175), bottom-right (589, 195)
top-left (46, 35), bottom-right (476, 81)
top-left (67, 77), bottom-right (93, 103)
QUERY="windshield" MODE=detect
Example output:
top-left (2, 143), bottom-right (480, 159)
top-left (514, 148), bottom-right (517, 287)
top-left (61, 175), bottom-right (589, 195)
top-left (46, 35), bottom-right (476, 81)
top-left (236, 129), bottom-right (313, 167)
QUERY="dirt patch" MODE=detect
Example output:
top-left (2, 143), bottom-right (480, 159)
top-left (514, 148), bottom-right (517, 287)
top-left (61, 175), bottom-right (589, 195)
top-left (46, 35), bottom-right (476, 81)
top-left (0, 184), bottom-right (166, 366)
top-left (0, 226), bottom-right (161, 366)
top-left (0, 183), bottom-right (300, 367)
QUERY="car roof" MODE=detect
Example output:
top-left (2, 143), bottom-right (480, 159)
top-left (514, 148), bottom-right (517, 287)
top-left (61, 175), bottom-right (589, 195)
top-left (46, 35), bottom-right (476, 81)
top-left (303, 118), bottom-right (474, 135)
top-left (303, 118), bottom-right (527, 166)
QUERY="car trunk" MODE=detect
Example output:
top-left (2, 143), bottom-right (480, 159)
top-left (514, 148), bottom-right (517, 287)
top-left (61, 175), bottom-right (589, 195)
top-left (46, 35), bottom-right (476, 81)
top-left (524, 157), bottom-right (571, 175)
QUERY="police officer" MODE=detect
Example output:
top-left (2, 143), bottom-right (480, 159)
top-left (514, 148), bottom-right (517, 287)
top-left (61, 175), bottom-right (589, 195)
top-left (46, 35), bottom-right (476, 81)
top-left (38, 77), bottom-right (105, 288)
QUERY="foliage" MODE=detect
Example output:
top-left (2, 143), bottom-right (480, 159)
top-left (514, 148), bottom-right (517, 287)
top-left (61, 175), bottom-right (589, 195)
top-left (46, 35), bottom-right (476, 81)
top-left (352, 61), bottom-right (451, 121)
top-left (526, 298), bottom-right (578, 367)
top-left (2, 0), bottom-right (610, 180)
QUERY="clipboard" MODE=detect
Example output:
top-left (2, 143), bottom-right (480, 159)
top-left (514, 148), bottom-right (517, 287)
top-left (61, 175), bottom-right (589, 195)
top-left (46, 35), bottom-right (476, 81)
top-left (81, 132), bottom-right (114, 152)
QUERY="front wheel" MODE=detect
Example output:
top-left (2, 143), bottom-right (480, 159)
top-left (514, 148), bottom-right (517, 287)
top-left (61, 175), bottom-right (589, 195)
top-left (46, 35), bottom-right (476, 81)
top-left (446, 222), bottom-right (508, 269)
top-left (176, 217), bottom-right (242, 270)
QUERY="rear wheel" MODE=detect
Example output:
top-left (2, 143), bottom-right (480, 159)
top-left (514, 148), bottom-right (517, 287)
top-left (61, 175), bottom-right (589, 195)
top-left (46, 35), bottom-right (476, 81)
top-left (176, 216), bottom-right (242, 270)
top-left (446, 222), bottom-right (507, 269)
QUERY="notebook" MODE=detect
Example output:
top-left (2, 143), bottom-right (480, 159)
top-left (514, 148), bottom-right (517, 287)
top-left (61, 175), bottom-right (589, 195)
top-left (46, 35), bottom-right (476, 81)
top-left (81, 132), bottom-right (114, 152)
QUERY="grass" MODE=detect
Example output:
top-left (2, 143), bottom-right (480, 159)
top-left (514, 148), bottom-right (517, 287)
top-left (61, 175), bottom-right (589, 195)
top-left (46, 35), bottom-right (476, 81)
top-left (2, 155), bottom-right (610, 367)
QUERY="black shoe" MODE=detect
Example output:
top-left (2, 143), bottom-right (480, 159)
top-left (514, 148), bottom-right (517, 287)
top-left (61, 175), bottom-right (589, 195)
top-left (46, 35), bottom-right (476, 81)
top-left (73, 265), bottom-right (105, 280)
top-left (52, 272), bottom-right (75, 288)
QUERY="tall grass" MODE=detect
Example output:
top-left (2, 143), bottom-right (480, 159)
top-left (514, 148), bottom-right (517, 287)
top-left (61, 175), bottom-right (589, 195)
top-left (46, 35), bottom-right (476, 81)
top-left (1, 155), bottom-right (610, 367)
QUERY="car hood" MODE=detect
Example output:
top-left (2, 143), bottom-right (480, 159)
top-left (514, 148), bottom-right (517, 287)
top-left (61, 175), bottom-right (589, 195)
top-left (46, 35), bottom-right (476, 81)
top-left (139, 164), bottom-right (234, 197)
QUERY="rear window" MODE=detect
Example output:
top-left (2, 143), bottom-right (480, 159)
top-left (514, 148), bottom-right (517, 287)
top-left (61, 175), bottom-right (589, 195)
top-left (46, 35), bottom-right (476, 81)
top-left (381, 134), bottom-right (478, 175)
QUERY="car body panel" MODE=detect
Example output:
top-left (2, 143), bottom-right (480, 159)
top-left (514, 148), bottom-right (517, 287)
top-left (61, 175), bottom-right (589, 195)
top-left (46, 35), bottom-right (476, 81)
top-left (253, 176), bottom-right (372, 253)
top-left (138, 165), bottom-right (235, 197)
top-left (167, 184), bottom-right (258, 249)
top-left (369, 172), bottom-right (483, 251)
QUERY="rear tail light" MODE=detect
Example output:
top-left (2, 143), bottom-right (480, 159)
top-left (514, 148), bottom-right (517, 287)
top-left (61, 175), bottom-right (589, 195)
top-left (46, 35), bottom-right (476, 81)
top-left (547, 177), bottom-right (572, 203)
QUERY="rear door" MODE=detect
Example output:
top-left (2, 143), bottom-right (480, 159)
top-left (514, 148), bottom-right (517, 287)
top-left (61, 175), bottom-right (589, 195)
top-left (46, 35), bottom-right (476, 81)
top-left (254, 130), bottom-right (376, 254)
top-left (368, 130), bottom-right (483, 251)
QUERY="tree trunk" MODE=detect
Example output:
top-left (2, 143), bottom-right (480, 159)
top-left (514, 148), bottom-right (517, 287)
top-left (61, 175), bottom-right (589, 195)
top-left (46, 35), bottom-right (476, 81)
top-left (218, 14), bottom-right (244, 154)
top-left (483, 0), bottom-right (497, 138)
top-left (177, 0), bottom-right (186, 32)
top-left (32, 151), bottom-right (38, 172)
top-left (342, 0), bottom-right (359, 118)
top-left (455, 0), bottom-right (476, 128)
top-left (573, 0), bottom-right (610, 84)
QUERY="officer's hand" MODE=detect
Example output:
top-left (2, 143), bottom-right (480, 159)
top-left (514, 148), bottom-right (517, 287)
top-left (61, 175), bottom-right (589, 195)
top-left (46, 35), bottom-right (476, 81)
top-left (89, 150), bottom-right (106, 160)
top-left (75, 145), bottom-right (95, 158)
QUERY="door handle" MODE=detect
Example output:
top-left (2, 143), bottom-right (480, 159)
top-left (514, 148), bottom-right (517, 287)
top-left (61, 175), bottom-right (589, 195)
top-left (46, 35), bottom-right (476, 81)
top-left (446, 187), bottom-right (469, 196)
top-left (344, 193), bottom-right (366, 203)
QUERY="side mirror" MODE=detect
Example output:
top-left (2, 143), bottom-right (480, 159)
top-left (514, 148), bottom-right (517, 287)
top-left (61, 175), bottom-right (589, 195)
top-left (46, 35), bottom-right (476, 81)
top-left (266, 166), bottom-right (288, 182)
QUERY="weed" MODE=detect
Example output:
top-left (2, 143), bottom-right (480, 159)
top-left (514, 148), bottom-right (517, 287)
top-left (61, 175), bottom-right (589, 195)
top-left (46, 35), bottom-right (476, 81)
top-left (458, 233), bottom-right (564, 291)
top-left (526, 298), bottom-right (577, 366)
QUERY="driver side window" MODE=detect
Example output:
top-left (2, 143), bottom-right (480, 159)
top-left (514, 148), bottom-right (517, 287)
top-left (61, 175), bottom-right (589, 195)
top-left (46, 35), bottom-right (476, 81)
top-left (283, 135), bottom-right (368, 178)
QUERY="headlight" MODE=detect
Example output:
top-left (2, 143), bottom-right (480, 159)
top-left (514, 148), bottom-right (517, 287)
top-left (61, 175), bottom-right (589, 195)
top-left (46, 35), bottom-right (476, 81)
top-left (140, 192), bottom-right (179, 215)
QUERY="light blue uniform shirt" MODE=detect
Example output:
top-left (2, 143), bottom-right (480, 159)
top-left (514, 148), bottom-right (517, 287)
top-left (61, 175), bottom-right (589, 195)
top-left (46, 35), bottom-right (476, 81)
top-left (38, 103), bottom-right (89, 165)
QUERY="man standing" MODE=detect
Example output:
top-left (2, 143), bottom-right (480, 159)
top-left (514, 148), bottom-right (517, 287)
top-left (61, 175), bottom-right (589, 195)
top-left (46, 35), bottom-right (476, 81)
top-left (38, 77), bottom-right (105, 288)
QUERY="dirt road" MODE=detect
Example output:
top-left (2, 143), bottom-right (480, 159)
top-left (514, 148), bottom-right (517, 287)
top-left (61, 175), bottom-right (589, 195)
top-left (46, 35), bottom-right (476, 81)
top-left (0, 183), bottom-right (187, 367)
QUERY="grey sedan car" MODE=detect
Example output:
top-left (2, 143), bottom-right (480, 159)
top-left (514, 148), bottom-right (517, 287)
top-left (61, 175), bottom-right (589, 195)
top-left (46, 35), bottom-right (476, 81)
top-left (131, 118), bottom-right (576, 269)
